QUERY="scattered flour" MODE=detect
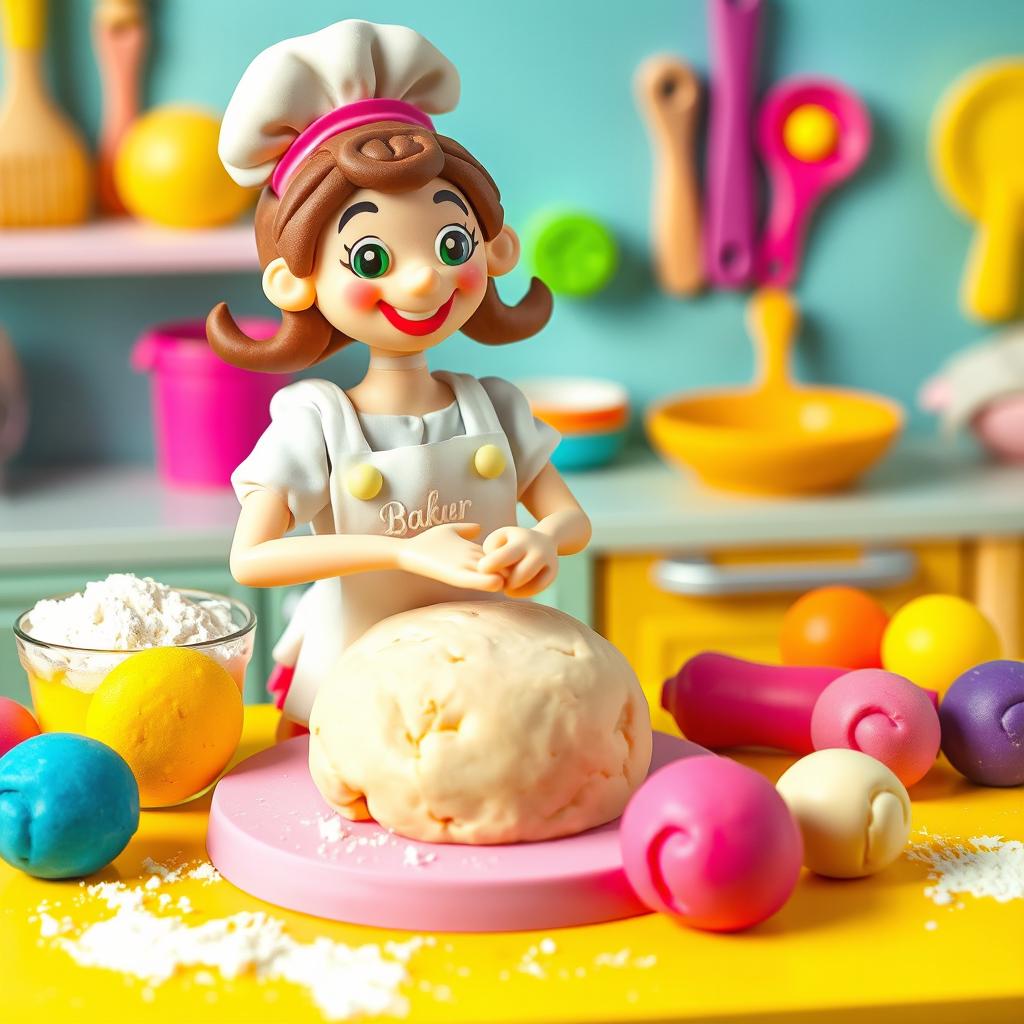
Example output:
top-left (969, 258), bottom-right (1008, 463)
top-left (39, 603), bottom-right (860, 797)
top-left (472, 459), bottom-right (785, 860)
top-left (36, 859), bottom-right (431, 1020)
top-left (21, 574), bottom-right (239, 690)
top-left (317, 814), bottom-right (349, 846)
top-left (907, 834), bottom-right (1024, 906)
top-left (515, 940), bottom-right (657, 982)
top-left (402, 845), bottom-right (437, 868)
top-left (593, 949), bottom-right (658, 970)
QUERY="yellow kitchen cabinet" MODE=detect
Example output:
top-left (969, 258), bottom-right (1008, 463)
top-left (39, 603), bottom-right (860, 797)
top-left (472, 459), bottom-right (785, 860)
top-left (599, 541), bottom-right (966, 734)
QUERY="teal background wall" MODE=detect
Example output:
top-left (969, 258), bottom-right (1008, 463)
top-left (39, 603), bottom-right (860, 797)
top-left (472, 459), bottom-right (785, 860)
top-left (3, 0), bottom-right (1024, 467)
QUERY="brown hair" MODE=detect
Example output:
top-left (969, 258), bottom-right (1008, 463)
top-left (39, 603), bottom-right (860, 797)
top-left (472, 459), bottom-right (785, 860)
top-left (207, 122), bottom-right (553, 372)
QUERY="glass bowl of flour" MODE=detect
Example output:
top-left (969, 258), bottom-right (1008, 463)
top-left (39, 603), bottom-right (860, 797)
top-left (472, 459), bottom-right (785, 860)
top-left (14, 574), bottom-right (256, 733)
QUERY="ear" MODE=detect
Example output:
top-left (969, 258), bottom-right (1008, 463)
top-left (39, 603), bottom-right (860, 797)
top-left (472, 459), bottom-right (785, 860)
top-left (262, 257), bottom-right (317, 312)
top-left (484, 226), bottom-right (520, 278)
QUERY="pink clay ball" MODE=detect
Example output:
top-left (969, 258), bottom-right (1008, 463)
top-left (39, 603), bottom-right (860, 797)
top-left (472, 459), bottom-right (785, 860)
top-left (0, 697), bottom-right (40, 758)
top-left (810, 669), bottom-right (940, 787)
top-left (620, 755), bottom-right (803, 932)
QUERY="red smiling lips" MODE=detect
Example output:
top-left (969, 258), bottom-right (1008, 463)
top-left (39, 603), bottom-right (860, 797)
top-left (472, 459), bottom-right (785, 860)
top-left (377, 292), bottom-right (456, 336)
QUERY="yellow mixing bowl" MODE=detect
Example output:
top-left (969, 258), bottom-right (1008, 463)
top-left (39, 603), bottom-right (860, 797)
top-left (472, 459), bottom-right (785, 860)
top-left (646, 290), bottom-right (903, 495)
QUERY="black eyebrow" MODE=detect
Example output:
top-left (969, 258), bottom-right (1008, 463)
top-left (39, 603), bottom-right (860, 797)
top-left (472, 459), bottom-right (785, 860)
top-left (433, 189), bottom-right (469, 215)
top-left (337, 201), bottom-right (378, 234)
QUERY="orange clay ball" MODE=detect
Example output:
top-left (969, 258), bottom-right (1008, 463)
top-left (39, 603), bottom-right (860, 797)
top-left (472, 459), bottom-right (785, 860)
top-left (780, 586), bottom-right (890, 669)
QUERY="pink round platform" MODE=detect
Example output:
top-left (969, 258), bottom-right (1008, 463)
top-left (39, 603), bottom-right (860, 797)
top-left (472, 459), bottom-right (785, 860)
top-left (207, 732), bottom-right (705, 932)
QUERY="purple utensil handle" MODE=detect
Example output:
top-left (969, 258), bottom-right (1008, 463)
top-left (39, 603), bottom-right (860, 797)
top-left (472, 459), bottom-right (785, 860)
top-left (704, 0), bottom-right (762, 288)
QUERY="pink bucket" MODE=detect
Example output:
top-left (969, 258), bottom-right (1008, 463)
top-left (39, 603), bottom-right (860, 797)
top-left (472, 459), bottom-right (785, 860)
top-left (131, 319), bottom-right (291, 488)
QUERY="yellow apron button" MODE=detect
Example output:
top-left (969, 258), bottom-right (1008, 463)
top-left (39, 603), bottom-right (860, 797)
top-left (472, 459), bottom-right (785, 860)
top-left (474, 444), bottom-right (506, 479)
top-left (346, 463), bottom-right (383, 500)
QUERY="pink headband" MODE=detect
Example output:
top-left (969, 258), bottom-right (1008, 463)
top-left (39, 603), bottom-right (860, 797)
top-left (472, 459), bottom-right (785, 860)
top-left (270, 98), bottom-right (435, 196)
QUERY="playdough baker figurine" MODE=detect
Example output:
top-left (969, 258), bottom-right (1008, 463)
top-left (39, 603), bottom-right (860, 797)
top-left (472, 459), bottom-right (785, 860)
top-left (210, 21), bottom-right (591, 726)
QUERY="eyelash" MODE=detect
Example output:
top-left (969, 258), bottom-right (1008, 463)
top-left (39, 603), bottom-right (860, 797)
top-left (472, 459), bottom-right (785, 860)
top-left (458, 223), bottom-right (479, 250)
top-left (338, 224), bottom-right (479, 270)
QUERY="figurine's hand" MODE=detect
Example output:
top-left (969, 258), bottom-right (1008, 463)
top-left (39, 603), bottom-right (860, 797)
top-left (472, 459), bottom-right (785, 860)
top-left (478, 526), bottom-right (559, 598)
top-left (398, 523), bottom-right (505, 592)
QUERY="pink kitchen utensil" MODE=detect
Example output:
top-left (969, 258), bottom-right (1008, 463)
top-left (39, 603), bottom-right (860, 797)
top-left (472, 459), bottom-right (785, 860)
top-left (131, 319), bottom-right (290, 489)
top-left (661, 652), bottom-right (940, 786)
top-left (756, 77), bottom-right (872, 286)
top-left (704, 0), bottom-right (762, 288)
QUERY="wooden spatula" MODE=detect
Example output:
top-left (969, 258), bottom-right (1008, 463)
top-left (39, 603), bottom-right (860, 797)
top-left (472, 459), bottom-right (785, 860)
top-left (93, 0), bottom-right (147, 215)
top-left (635, 55), bottom-right (704, 295)
top-left (0, 0), bottom-right (92, 226)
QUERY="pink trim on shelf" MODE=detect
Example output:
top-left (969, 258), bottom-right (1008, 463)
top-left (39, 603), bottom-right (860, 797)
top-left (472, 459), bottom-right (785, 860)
top-left (270, 99), bottom-right (435, 196)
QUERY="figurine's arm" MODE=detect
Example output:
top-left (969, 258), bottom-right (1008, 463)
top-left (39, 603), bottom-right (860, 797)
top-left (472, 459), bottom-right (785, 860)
top-left (230, 488), bottom-right (503, 591)
top-left (521, 461), bottom-right (592, 555)
top-left (478, 461), bottom-right (591, 597)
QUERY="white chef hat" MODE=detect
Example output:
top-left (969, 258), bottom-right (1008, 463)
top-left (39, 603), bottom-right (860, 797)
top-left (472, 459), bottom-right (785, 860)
top-left (219, 20), bottom-right (460, 194)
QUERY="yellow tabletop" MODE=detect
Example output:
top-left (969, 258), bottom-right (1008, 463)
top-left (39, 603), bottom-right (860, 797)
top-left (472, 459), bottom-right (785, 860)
top-left (3, 706), bottom-right (1022, 1024)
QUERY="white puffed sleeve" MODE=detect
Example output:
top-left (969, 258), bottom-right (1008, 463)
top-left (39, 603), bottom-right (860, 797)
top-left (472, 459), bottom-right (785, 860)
top-left (231, 383), bottom-right (331, 527)
top-left (480, 377), bottom-right (560, 497)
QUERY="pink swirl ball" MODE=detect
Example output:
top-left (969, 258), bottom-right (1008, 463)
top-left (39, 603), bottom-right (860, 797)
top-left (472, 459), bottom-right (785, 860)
top-left (620, 755), bottom-right (803, 932)
top-left (810, 669), bottom-right (940, 787)
top-left (0, 697), bottom-right (40, 759)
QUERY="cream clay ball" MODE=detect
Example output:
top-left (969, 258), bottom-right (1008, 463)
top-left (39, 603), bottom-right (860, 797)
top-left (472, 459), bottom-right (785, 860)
top-left (775, 748), bottom-right (911, 879)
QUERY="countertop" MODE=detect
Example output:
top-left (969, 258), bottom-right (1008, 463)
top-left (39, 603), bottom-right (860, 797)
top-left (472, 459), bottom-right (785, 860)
top-left (1, 440), bottom-right (1023, 569)
top-left (3, 706), bottom-right (1022, 1024)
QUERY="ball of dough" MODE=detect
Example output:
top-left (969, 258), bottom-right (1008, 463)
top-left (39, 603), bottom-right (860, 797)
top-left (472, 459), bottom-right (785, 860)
top-left (776, 748), bottom-right (911, 878)
top-left (0, 733), bottom-right (139, 879)
top-left (940, 660), bottom-right (1024, 787)
top-left (621, 756), bottom-right (803, 932)
top-left (810, 669), bottom-right (940, 787)
top-left (309, 601), bottom-right (653, 845)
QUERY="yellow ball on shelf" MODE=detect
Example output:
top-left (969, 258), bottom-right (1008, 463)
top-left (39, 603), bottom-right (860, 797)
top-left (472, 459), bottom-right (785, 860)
top-left (881, 594), bottom-right (1002, 696)
top-left (115, 105), bottom-right (253, 229)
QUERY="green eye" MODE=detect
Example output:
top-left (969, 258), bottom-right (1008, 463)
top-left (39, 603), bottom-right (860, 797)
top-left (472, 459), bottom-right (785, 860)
top-left (435, 224), bottom-right (476, 267)
top-left (348, 237), bottom-right (391, 279)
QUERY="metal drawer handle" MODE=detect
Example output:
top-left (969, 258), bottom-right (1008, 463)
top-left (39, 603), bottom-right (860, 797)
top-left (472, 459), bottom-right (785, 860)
top-left (652, 548), bottom-right (917, 597)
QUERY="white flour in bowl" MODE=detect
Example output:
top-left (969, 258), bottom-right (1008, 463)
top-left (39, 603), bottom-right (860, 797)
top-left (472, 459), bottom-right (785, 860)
top-left (19, 574), bottom-right (243, 691)
top-left (25, 574), bottom-right (234, 650)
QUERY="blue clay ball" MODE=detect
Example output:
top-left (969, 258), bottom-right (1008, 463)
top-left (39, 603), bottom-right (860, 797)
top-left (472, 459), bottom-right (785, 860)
top-left (0, 733), bottom-right (140, 879)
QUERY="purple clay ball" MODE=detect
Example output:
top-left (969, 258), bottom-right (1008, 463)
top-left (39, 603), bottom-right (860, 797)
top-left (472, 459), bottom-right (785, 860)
top-left (939, 660), bottom-right (1024, 787)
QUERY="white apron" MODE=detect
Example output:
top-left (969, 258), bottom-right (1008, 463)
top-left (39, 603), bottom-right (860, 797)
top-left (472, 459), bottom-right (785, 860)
top-left (276, 371), bottom-right (518, 723)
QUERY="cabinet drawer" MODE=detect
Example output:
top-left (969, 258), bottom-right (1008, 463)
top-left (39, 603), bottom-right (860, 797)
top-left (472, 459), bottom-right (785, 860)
top-left (599, 542), bottom-right (966, 734)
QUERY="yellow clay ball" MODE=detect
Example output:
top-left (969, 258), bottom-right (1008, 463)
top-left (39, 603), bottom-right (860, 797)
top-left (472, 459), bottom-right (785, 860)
top-left (881, 594), bottom-right (1002, 696)
top-left (346, 462), bottom-right (384, 501)
top-left (85, 647), bottom-right (243, 807)
top-left (115, 105), bottom-right (253, 228)
top-left (474, 444), bottom-right (506, 479)
top-left (783, 104), bottom-right (840, 163)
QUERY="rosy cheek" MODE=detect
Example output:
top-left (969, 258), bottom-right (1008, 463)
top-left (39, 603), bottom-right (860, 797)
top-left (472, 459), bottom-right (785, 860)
top-left (456, 264), bottom-right (485, 293)
top-left (344, 280), bottom-right (382, 311)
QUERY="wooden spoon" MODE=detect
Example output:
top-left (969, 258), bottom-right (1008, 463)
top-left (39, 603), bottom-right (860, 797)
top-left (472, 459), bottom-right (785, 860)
top-left (635, 55), bottom-right (703, 295)
top-left (93, 0), bottom-right (147, 215)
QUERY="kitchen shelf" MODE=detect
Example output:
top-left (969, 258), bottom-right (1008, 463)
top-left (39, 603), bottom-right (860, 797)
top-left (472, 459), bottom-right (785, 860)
top-left (0, 219), bottom-right (258, 278)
